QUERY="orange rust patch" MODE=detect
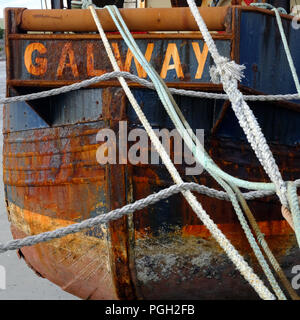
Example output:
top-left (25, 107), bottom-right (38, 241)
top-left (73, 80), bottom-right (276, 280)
top-left (8, 202), bottom-right (117, 300)
top-left (182, 220), bottom-right (294, 238)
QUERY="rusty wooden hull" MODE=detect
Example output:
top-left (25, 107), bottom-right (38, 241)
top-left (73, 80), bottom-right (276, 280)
top-left (3, 6), bottom-right (300, 299)
top-left (3, 113), bottom-right (300, 299)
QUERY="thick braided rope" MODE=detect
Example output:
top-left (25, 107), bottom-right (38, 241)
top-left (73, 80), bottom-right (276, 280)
top-left (187, 0), bottom-right (283, 202)
top-left (1, 181), bottom-right (296, 254)
top-left (187, 0), bottom-right (288, 207)
top-left (2, 72), bottom-right (299, 106)
top-left (0, 183), bottom-right (212, 253)
top-left (187, 0), bottom-right (285, 204)
top-left (89, 5), bottom-right (275, 300)
top-left (224, 77), bottom-right (288, 205)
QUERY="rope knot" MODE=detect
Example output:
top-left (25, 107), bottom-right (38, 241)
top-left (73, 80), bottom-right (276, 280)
top-left (209, 57), bottom-right (246, 84)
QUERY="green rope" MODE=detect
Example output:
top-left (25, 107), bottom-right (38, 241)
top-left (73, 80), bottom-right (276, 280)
top-left (287, 182), bottom-right (300, 247)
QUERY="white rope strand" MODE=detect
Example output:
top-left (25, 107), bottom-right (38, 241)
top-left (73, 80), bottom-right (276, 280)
top-left (2, 72), bottom-right (299, 105)
top-left (272, 8), bottom-right (300, 94)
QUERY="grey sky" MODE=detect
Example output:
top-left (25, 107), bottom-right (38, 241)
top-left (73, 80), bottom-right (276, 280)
top-left (0, 0), bottom-right (46, 18)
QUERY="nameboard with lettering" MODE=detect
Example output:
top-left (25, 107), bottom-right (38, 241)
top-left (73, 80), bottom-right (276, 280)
top-left (9, 37), bottom-right (231, 85)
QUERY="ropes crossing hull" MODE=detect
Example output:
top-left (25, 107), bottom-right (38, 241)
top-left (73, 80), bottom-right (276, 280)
top-left (3, 5), bottom-right (300, 299)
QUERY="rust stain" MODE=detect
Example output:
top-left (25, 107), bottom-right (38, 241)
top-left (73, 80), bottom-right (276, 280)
top-left (103, 87), bottom-right (136, 300)
top-left (19, 7), bottom-right (228, 32)
top-left (182, 220), bottom-right (294, 238)
top-left (56, 42), bottom-right (79, 78)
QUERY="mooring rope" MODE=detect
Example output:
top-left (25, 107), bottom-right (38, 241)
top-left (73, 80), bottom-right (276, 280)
top-left (1, 72), bottom-right (299, 106)
top-left (209, 169), bottom-right (287, 299)
top-left (0, 183), bottom-right (224, 253)
top-left (0, 180), bottom-right (293, 255)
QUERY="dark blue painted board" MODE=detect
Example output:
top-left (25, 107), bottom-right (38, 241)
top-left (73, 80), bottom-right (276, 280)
top-left (239, 10), bottom-right (300, 104)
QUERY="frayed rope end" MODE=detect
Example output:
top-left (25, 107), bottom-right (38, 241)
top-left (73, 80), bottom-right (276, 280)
top-left (210, 57), bottom-right (246, 84)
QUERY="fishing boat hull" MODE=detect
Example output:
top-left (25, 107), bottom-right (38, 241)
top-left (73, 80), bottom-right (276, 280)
top-left (3, 6), bottom-right (300, 299)
top-left (5, 119), bottom-right (300, 299)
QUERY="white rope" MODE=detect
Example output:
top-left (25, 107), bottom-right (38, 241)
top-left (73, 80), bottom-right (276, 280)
top-left (89, 4), bottom-right (275, 300)
top-left (2, 73), bottom-right (299, 106)
top-left (251, 3), bottom-right (300, 95)
top-left (0, 181), bottom-right (295, 254)
top-left (272, 8), bottom-right (300, 95)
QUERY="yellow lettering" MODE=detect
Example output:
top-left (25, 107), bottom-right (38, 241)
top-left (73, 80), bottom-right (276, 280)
top-left (57, 43), bottom-right (79, 78)
top-left (160, 43), bottom-right (184, 79)
top-left (192, 42), bottom-right (209, 79)
top-left (112, 42), bottom-right (154, 78)
top-left (24, 43), bottom-right (47, 76)
top-left (87, 43), bottom-right (105, 76)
